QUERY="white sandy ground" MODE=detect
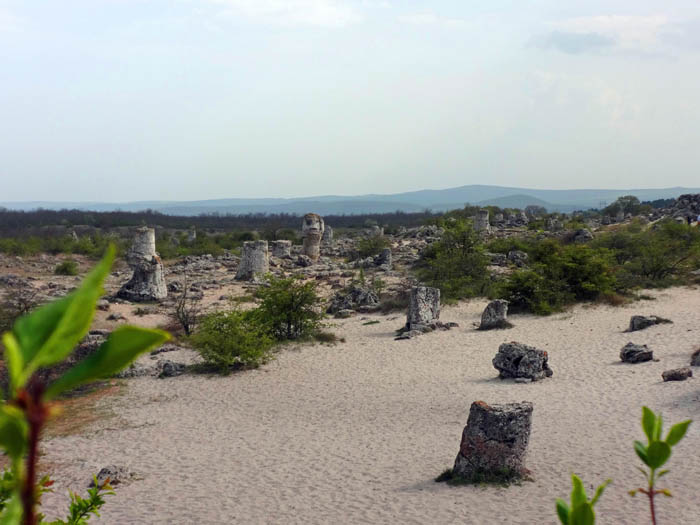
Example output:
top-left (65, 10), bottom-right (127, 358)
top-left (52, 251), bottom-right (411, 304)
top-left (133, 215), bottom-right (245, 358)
top-left (39, 287), bottom-right (700, 524)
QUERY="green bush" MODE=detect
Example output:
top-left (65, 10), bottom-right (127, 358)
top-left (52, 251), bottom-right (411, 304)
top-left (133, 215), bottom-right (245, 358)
top-left (417, 219), bottom-right (490, 301)
top-left (254, 275), bottom-right (325, 340)
top-left (189, 309), bottom-right (273, 373)
top-left (356, 236), bottom-right (389, 259)
top-left (54, 260), bottom-right (79, 276)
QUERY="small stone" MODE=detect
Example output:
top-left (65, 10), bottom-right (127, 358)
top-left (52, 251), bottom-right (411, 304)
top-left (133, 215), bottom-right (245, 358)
top-left (158, 360), bottom-right (186, 378)
top-left (662, 368), bottom-right (692, 382)
top-left (620, 342), bottom-right (653, 363)
top-left (90, 465), bottom-right (133, 487)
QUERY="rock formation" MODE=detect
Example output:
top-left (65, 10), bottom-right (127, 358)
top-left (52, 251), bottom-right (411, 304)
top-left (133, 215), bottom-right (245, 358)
top-left (302, 213), bottom-right (325, 263)
top-left (474, 209), bottom-right (491, 233)
top-left (322, 225), bottom-right (334, 245)
top-left (662, 368), bottom-right (692, 382)
top-left (627, 315), bottom-right (672, 332)
top-left (327, 284), bottom-right (380, 315)
top-left (452, 401), bottom-right (533, 481)
top-left (493, 342), bottom-right (552, 381)
top-left (374, 248), bottom-right (392, 270)
top-left (479, 300), bottom-right (509, 330)
top-left (405, 286), bottom-right (440, 331)
top-left (620, 342), bottom-right (653, 363)
top-left (117, 227), bottom-right (167, 302)
top-left (235, 240), bottom-right (269, 281)
top-left (270, 240), bottom-right (292, 258)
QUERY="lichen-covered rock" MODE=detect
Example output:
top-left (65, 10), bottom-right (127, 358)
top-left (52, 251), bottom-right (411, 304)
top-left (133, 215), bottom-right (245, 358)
top-left (327, 285), bottom-right (380, 314)
top-left (302, 213), bottom-right (325, 262)
top-left (627, 315), bottom-right (672, 332)
top-left (620, 342), bottom-right (653, 363)
top-left (405, 286), bottom-right (440, 331)
top-left (452, 401), bottom-right (533, 481)
top-left (269, 240), bottom-right (292, 258)
top-left (493, 342), bottom-right (552, 381)
top-left (479, 300), bottom-right (509, 330)
top-left (662, 368), bottom-right (692, 382)
top-left (117, 227), bottom-right (167, 302)
top-left (235, 241), bottom-right (269, 281)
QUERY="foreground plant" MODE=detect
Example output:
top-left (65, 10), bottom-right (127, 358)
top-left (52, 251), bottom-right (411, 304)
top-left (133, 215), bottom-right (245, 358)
top-left (0, 245), bottom-right (169, 524)
top-left (630, 407), bottom-right (691, 525)
top-left (556, 474), bottom-right (610, 525)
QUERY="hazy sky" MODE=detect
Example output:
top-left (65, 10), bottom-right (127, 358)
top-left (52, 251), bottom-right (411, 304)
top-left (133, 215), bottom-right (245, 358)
top-left (2, 1), bottom-right (700, 202)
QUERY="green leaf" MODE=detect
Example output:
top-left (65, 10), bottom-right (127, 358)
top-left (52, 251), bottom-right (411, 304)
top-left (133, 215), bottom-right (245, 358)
top-left (13, 246), bottom-right (115, 386)
top-left (45, 325), bottom-right (170, 399)
top-left (590, 479), bottom-right (611, 505)
top-left (0, 494), bottom-right (22, 524)
top-left (570, 503), bottom-right (595, 525)
top-left (1, 333), bottom-right (23, 393)
top-left (634, 440), bottom-right (649, 466)
top-left (570, 474), bottom-right (587, 510)
top-left (646, 441), bottom-right (671, 469)
top-left (657, 469), bottom-right (669, 479)
top-left (653, 413), bottom-right (663, 442)
top-left (659, 489), bottom-right (673, 497)
top-left (0, 406), bottom-right (28, 459)
top-left (556, 499), bottom-right (570, 525)
top-left (665, 420), bottom-right (691, 447)
top-left (642, 406), bottom-right (656, 442)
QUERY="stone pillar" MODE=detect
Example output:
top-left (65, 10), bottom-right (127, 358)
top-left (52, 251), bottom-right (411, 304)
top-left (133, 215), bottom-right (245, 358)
top-left (479, 299), bottom-right (509, 330)
top-left (187, 228), bottom-right (196, 243)
top-left (235, 240), bottom-right (269, 281)
top-left (322, 225), bottom-right (334, 245)
top-left (405, 286), bottom-right (440, 331)
top-left (452, 401), bottom-right (533, 481)
top-left (117, 227), bottom-right (167, 302)
top-left (269, 240), bottom-right (292, 258)
top-left (302, 213), bottom-right (325, 263)
top-left (474, 209), bottom-right (491, 233)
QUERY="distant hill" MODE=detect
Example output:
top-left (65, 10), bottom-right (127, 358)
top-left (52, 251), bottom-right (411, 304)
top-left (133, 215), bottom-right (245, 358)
top-left (2, 185), bottom-right (698, 216)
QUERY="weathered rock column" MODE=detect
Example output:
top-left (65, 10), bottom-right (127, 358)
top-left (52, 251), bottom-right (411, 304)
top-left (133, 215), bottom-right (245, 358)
top-left (474, 209), bottom-right (491, 233)
top-left (322, 225), bottom-right (334, 245)
top-left (452, 401), bottom-right (533, 481)
top-left (479, 299), bottom-right (509, 330)
top-left (117, 227), bottom-right (167, 302)
top-left (302, 213), bottom-right (325, 263)
top-left (270, 240), bottom-right (292, 258)
top-left (235, 240), bottom-right (269, 281)
top-left (405, 286), bottom-right (440, 331)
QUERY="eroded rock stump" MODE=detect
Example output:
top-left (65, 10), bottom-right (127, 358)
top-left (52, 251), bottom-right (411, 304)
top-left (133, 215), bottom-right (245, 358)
top-left (270, 240), bottom-right (292, 258)
top-left (235, 240), bottom-right (269, 281)
top-left (117, 227), bottom-right (167, 302)
top-left (479, 300), bottom-right (509, 330)
top-left (302, 213), bottom-right (325, 263)
top-left (405, 286), bottom-right (440, 331)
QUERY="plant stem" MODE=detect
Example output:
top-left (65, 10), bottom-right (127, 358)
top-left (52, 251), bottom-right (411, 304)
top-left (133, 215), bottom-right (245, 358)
top-left (19, 383), bottom-right (46, 525)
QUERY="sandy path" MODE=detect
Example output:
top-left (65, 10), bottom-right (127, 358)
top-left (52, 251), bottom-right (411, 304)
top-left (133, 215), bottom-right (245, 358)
top-left (41, 287), bottom-right (700, 524)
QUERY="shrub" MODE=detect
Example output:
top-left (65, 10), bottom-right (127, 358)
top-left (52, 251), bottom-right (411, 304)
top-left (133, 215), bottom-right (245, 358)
top-left (356, 236), bottom-right (389, 259)
top-left (188, 309), bottom-right (273, 373)
top-left (254, 275), bottom-right (325, 340)
top-left (417, 220), bottom-right (490, 301)
top-left (54, 260), bottom-right (79, 276)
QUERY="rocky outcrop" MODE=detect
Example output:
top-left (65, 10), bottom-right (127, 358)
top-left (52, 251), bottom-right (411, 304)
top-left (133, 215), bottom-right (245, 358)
top-left (452, 401), bottom-right (533, 481)
top-left (626, 315), bottom-right (672, 332)
top-left (405, 286), bottom-right (440, 331)
top-left (662, 368), bottom-right (692, 382)
top-left (270, 240), bottom-right (292, 258)
top-left (235, 241), bottom-right (269, 281)
top-left (620, 342), bottom-right (653, 363)
top-left (327, 285), bottom-right (380, 315)
top-left (479, 300), bottom-right (510, 330)
top-left (492, 342), bottom-right (552, 381)
top-left (117, 227), bottom-right (167, 302)
top-left (302, 213), bottom-right (325, 263)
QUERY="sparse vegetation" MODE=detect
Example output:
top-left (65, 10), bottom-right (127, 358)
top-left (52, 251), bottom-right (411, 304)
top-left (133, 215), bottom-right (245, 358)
top-left (53, 260), bottom-right (79, 276)
top-left (356, 236), bottom-right (389, 259)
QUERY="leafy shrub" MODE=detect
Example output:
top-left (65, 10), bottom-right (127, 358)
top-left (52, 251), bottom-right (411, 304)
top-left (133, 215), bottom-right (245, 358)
top-left (54, 260), bottom-right (79, 276)
top-left (356, 236), bottom-right (389, 259)
top-left (417, 220), bottom-right (490, 301)
top-left (188, 309), bottom-right (273, 373)
top-left (254, 276), bottom-right (324, 340)
top-left (0, 245), bottom-right (169, 523)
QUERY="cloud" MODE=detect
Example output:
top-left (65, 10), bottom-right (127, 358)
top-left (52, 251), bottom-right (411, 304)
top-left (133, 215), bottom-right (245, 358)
top-left (213, 0), bottom-right (362, 27)
top-left (398, 10), bottom-right (465, 28)
top-left (0, 8), bottom-right (21, 34)
top-left (535, 31), bottom-right (614, 54)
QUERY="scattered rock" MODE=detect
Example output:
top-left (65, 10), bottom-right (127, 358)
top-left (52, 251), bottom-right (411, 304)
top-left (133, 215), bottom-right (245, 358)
top-left (493, 342), bottom-right (553, 381)
top-left (662, 368), bottom-right (692, 382)
top-left (106, 312), bottom-right (126, 321)
top-left (327, 285), bottom-right (380, 314)
top-left (626, 315), bottom-right (672, 332)
top-left (334, 309), bottom-right (355, 319)
top-left (452, 401), bottom-right (533, 482)
top-left (479, 300), bottom-right (510, 330)
top-left (90, 465), bottom-right (133, 487)
top-left (507, 250), bottom-right (528, 267)
top-left (620, 342), bottom-right (653, 363)
top-left (158, 360), bottom-right (186, 378)
top-left (691, 348), bottom-right (700, 366)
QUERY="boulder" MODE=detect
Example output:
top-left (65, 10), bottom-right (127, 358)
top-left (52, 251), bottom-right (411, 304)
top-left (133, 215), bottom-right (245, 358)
top-left (620, 342), bottom-right (653, 363)
top-left (235, 241), bottom-right (269, 281)
top-left (479, 300), bottom-right (510, 330)
top-left (452, 401), bottom-right (533, 481)
top-left (492, 342), bottom-right (552, 381)
top-left (269, 240), bottom-right (292, 258)
top-left (627, 315), bottom-right (672, 332)
top-left (405, 286), bottom-right (440, 331)
top-left (662, 368), bottom-right (692, 382)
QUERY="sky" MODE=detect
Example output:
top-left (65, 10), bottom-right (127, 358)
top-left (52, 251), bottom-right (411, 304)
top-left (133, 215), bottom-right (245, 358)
top-left (2, 0), bottom-right (700, 202)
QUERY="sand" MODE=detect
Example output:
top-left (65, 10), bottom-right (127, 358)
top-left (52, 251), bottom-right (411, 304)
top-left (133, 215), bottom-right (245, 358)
top-left (40, 287), bottom-right (700, 524)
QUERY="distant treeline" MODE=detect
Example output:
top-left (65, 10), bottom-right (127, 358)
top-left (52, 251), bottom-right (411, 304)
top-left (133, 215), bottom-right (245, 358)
top-left (0, 208), bottom-right (442, 236)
